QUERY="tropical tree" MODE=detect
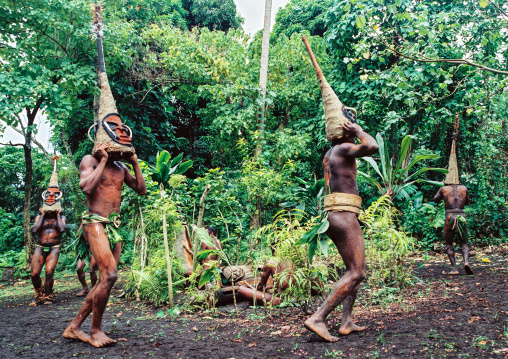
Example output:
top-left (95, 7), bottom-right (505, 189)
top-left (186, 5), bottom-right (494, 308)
top-left (359, 133), bottom-right (446, 201)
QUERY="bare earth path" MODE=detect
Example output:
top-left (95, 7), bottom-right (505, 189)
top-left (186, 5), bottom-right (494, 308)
top-left (0, 254), bottom-right (507, 358)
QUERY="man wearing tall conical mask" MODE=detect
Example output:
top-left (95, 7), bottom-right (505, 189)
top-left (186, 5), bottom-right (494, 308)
top-left (63, 4), bottom-right (147, 348)
top-left (30, 155), bottom-right (67, 305)
top-left (301, 36), bottom-right (379, 342)
top-left (433, 115), bottom-right (473, 275)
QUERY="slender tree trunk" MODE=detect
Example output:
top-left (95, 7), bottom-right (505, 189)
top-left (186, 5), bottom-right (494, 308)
top-left (161, 187), bottom-right (173, 307)
top-left (254, 0), bottom-right (272, 158)
top-left (192, 184), bottom-right (211, 271)
top-left (22, 142), bottom-right (34, 263)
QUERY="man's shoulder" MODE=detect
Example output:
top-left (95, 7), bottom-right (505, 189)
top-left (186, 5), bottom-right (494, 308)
top-left (80, 155), bottom-right (99, 167)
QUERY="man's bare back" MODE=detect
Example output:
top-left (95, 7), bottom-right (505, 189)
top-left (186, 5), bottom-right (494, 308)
top-left (433, 184), bottom-right (473, 275)
top-left (434, 185), bottom-right (470, 210)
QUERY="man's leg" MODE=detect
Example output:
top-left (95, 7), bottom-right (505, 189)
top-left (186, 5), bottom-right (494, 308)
top-left (30, 246), bottom-right (45, 305)
top-left (64, 223), bottom-right (118, 347)
top-left (43, 246), bottom-right (60, 303)
top-left (305, 212), bottom-right (366, 342)
top-left (458, 220), bottom-right (473, 275)
top-left (444, 215), bottom-right (459, 275)
top-left (112, 242), bottom-right (122, 265)
top-left (339, 283), bottom-right (365, 335)
top-left (76, 259), bottom-right (89, 297)
top-left (89, 256), bottom-right (98, 288)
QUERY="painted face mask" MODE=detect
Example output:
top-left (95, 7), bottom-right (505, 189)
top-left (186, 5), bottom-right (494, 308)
top-left (102, 113), bottom-right (133, 146)
top-left (42, 187), bottom-right (62, 206)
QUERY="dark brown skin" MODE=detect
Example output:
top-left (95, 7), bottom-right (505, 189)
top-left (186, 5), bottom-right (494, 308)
top-left (237, 260), bottom-right (292, 305)
top-left (433, 185), bottom-right (473, 275)
top-left (305, 122), bottom-right (378, 342)
top-left (30, 209), bottom-right (67, 300)
top-left (63, 144), bottom-right (146, 348)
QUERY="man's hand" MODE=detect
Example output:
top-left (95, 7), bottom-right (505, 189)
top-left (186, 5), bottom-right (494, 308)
top-left (342, 122), bottom-right (363, 136)
top-left (127, 153), bottom-right (138, 164)
top-left (94, 143), bottom-right (110, 162)
top-left (58, 210), bottom-right (63, 216)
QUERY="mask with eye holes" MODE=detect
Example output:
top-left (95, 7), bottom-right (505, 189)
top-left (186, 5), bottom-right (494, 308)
top-left (101, 113), bottom-right (133, 146)
top-left (42, 187), bottom-right (63, 206)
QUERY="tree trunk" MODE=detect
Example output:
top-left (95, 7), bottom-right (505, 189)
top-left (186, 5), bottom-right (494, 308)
top-left (254, 0), bottom-right (272, 158)
top-left (22, 142), bottom-right (34, 263)
top-left (161, 187), bottom-right (173, 307)
top-left (192, 184), bottom-right (211, 271)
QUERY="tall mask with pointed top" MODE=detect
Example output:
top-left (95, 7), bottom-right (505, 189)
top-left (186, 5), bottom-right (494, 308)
top-left (42, 159), bottom-right (63, 213)
top-left (444, 115), bottom-right (461, 185)
top-left (89, 3), bottom-right (136, 160)
top-left (302, 36), bottom-right (357, 142)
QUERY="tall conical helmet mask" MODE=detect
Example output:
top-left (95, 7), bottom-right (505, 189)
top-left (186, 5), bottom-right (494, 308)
top-left (444, 114), bottom-right (460, 185)
top-left (89, 3), bottom-right (135, 159)
top-left (302, 36), bottom-right (357, 142)
top-left (42, 155), bottom-right (63, 213)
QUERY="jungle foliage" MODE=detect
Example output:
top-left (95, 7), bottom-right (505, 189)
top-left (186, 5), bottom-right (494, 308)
top-left (0, 0), bottom-right (507, 304)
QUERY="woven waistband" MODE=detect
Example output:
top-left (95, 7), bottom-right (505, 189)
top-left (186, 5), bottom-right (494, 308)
top-left (324, 193), bottom-right (362, 214)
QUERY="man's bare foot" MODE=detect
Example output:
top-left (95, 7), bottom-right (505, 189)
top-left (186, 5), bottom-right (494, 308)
top-left (75, 288), bottom-right (89, 297)
top-left (88, 330), bottom-right (117, 348)
top-left (63, 325), bottom-right (90, 343)
top-left (442, 269), bottom-right (459, 275)
top-left (339, 321), bottom-right (366, 335)
top-left (464, 264), bottom-right (474, 275)
top-left (304, 317), bottom-right (339, 342)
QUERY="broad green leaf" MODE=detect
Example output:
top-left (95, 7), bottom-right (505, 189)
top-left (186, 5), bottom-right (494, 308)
top-left (393, 135), bottom-right (413, 179)
top-left (296, 224), bottom-right (320, 245)
top-left (308, 237), bottom-right (318, 263)
top-left (170, 152), bottom-right (184, 167)
top-left (175, 160), bottom-right (193, 175)
top-left (198, 268), bottom-right (214, 287)
top-left (196, 249), bottom-right (217, 261)
top-left (362, 157), bottom-right (385, 182)
top-left (317, 219), bottom-right (329, 234)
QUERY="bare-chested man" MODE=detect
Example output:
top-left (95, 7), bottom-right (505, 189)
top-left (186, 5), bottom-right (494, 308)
top-left (63, 144), bottom-right (146, 347)
top-left (304, 122), bottom-right (378, 342)
top-left (30, 208), bottom-right (67, 305)
top-left (433, 185), bottom-right (473, 275)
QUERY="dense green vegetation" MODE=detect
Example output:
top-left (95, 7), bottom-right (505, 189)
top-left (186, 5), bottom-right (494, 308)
top-left (0, 0), bottom-right (506, 305)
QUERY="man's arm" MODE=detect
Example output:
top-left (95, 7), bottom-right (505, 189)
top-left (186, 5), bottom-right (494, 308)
top-left (56, 212), bottom-right (67, 233)
top-left (338, 123), bottom-right (379, 158)
top-left (433, 188), bottom-right (443, 203)
top-left (31, 211), bottom-right (44, 233)
top-left (123, 154), bottom-right (147, 195)
top-left (79, 145), bottom-right (109, 195)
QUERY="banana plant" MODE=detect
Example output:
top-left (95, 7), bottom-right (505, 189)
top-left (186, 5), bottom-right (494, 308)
top-left (280, 177), bottom-right (325, 217)
top-left (358, 133), bottom-right (446, 201)
top-left (150, 150), bottom-right (192, 307)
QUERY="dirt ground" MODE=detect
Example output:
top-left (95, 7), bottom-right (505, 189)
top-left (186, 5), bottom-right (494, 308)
top-left (0, 252), bottom-right (507, 359)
